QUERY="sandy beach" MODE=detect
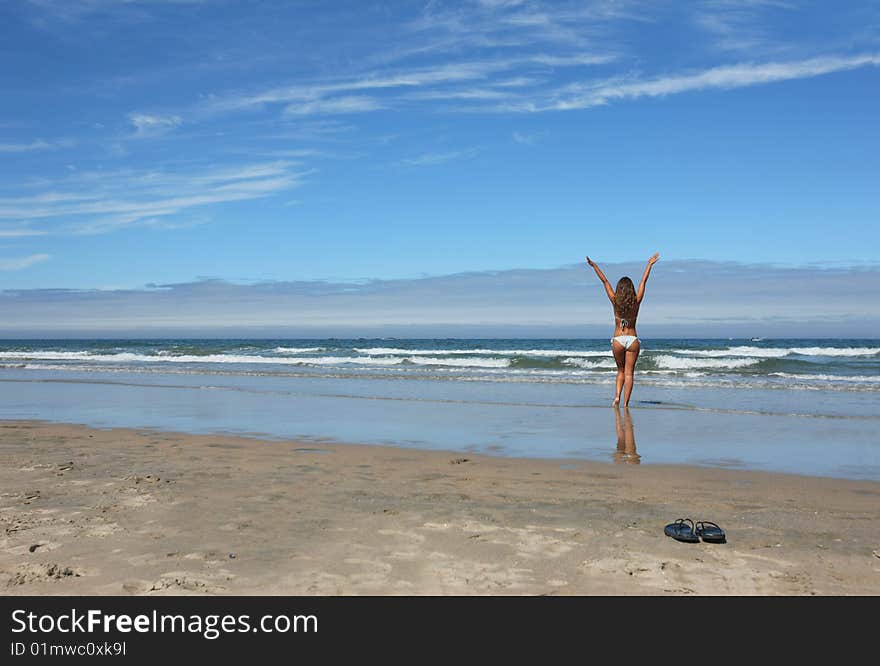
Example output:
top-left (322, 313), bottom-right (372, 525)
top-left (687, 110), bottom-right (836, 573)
top-left (1, 419), bottom-right (878, 596)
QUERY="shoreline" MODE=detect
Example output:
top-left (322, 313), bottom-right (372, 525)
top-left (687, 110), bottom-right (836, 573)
top-left (1, 419), bottom-right (879, 595)
top-left (3, 369), bottom-right (878, 481)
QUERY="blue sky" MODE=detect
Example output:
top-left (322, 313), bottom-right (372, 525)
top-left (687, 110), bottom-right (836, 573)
top-left (1, 1), bottom-right (878, 334)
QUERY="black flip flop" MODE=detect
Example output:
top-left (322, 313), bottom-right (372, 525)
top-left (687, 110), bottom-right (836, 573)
top-left (664, 518), bottom-right (699, 543)
top-left (695, 521), bottom-right (727, 543)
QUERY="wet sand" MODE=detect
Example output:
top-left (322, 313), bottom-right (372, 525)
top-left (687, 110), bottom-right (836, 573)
top-left (1, 420), bottom-right (878, 595)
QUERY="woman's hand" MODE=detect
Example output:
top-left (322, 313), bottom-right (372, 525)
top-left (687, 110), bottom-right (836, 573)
top-left (636, 254), bottom-right (659, 302)
top-left (585, 256), bottom-right (596, 267)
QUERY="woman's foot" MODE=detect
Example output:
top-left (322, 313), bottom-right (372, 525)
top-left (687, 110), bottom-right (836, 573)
top-left (612, 398), bottom-right (620, 407)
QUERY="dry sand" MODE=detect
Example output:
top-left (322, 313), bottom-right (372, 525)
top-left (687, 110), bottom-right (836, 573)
top-left (1, 420), bottom-right (878, 595)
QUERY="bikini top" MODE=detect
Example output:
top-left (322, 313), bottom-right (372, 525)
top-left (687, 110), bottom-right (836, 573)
top-left (617, 307), bottom-right (637, 330)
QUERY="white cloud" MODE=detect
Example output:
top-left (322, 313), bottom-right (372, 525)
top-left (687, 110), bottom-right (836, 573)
top-left (406, 88), bottom-right (514, 101)
top-left (196, 47), bottom-right (879, 121)
top-left (207, 54), bottom-right (615, 116)
top-left (477, 0), bottom-right (527, 7)
top-left (493, 53), bottom-right (880, 112)
top-left (0, 261), bottom-right (876, 335)
top-left (694, 0), bottom-right (798, 52)
top-left (405, 0), bottom-right (637, 53)
top-left (492, 77), bottom-right (543, 87)
top-left (0, 225), bottom-right (48, 238)
top-left (25, 0), bottom-right (207, 24)
top-left (0, 139), bottom-right (74, 152)
top-left (0, 140), bottom-right (55, 153)
top-left (283, 96), bottom-right (383, 117)
top-left (0, 161), bottom-right (308, 235)
top-left (0, 254), bottom-right (50, 271)
top-left (512, 130), bottom-right (546, 145)
top-left (401, 148), bottom-right (479, 166)
top-left (128, 112), bottom-right (183, 137)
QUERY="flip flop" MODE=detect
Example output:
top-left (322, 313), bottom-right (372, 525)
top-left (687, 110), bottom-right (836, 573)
top-left (664, 518), bottom-right (699, 543)
top-left (695, 521), bottom-right (727, 543)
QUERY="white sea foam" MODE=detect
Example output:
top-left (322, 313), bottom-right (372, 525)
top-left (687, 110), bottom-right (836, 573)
top-left (0, 350), bottom-right (511, 370)
top-left (673, 345), bottom-right (879, 358)
top-left (353, 347), bottom-right (609, 357)
top-left (0, 351), bottom-right (389, 366)
top-left (671, 346), bottom-right (790, 358)
top-left (406, 356), bottom-right (510, 368)
top-left (9, 359), bottom-right (877, 392)
top-left (769, 372), bottom-right (880, 382)
top-left (562, 357), bottom-right (617, 369)
top-left (0, 351), bottom-right (97, 360)
top-left (274, 347), bottom-right (325, 354)
top-left (789, 347), bottom-right (880, 357)
top-left (653, 355), bottom-right (762, 370)
top-left (300, 356), bottom-right (404, 366)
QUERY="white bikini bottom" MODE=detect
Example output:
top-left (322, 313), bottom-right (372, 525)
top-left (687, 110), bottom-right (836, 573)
top-left (611, 335), bottom-right (638, 350)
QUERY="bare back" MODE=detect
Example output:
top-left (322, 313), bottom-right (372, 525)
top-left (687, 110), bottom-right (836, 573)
top-left (613, 299), bottom-right (640, 336)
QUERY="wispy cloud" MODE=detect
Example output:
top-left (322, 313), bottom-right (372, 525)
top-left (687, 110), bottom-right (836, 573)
top-left (0, 139), bottom-right (75, 153)
top-left (0, 253), bottom-right (49, 271)
top-left (0, 225), bottom-right (48, 238)
top-left (256, 120), bottom-right (357, 142)
top-left (476, 0), bottom-right (528, 8)
top-left (25, 0), bottom-right (207, 25)
top-left (512, 130), bottom-right (547, 145)
top-left (204, 54), bottom-right (616, 117)
top-left (401, 148), bottom-right (480, 167)
top-left (695, 0), bottom-right (797, 52)
top-left (492, 54), bottom-right (880, 112)
top-left (405, 0), bottom-right (644, 56)
top-left (128, 112), bottom-right (183, 138)
top-left (405, 88), bottom-right (514, 101)
top-left (180, 44), bottom-right (878, 124)
top-left (283, 96), bottom-right (383, 117)
top-left (0, 161), bottom-right (307, 235)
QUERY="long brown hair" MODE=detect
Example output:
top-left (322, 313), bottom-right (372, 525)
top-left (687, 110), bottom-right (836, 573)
top-left (614, 277), bottom-right (637, 321)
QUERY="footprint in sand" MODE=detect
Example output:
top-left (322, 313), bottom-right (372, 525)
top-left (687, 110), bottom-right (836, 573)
top-left (84, 522), bottom-right (122, 538)
top-left (425, 551), bottom-right (535, 593)
top-left (4, 562), bottom-right (83, 587)
top-left (422, 520), bottom-right (577, 560)
top-left (123, 573), bottom-right (227, 595)
top-left (6, 542), bottom-right (62, 556)
top-left (341, 558), bottom-right (394, 589)
top-left (580, 549), bottom-right (801, 595)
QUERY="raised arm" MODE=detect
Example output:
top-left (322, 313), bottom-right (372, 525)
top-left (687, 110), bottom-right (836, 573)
top-left (585, 256), bottom-right (616, 303)
top-left (636, 253), bottom-right (660, 303)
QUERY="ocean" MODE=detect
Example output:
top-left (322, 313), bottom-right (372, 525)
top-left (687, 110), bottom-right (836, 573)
top-left (1, 338), bottom-right (878, 392)
top-left (1, 338), bottom-right (878, 480)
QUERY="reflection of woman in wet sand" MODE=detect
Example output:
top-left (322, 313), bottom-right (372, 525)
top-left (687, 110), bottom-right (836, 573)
top-left (613, 406), bottom-right (640, 464)
top-left (586, 253), bottom-right (660, 407)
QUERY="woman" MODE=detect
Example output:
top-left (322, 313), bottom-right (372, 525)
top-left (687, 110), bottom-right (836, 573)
top-left (586, 253), bottom-right (660, 407)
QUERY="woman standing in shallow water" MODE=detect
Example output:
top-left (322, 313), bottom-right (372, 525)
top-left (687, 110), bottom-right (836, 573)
top-left (586, 253), bottom-right (660, 407)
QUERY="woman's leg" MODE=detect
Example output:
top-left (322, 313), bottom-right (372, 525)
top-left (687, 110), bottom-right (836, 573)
top-left (622, 339), bottom-right (641, 407)
top-left (612, 341), bottom-right (626, 406)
